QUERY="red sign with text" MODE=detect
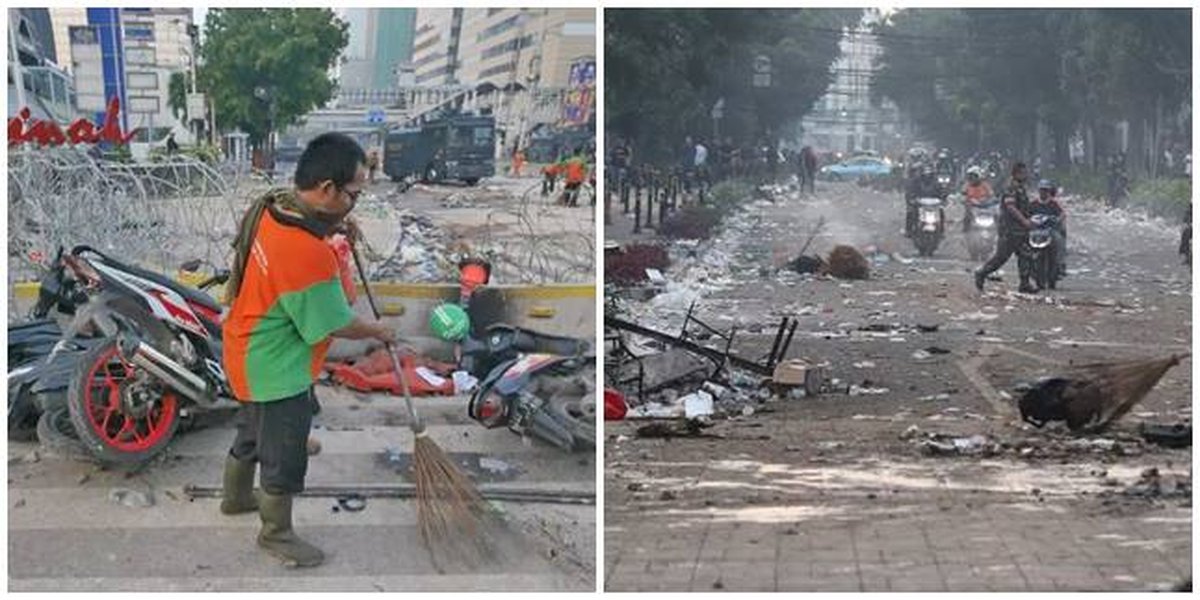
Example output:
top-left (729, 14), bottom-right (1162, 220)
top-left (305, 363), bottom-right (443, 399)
top-left (8, 97), bottom-right (138, 147)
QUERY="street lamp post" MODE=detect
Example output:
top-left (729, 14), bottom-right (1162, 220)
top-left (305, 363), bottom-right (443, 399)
top-left (254, 86), bottom-right (276, 171)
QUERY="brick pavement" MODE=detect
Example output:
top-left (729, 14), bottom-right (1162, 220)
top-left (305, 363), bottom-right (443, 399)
top-left (606, 498), bottom-right (1190, 591)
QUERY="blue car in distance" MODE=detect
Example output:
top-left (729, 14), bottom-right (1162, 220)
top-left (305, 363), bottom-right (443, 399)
top-left (819, 155), bottom-right (893, 181)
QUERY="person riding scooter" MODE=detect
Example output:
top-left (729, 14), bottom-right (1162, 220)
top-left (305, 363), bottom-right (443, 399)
top-left (961, 167), bottom-right (994, 232)
top-left (1031, 179), bottom-right (1068, 277)
top-left (905, 164), bottom-right (942, 237)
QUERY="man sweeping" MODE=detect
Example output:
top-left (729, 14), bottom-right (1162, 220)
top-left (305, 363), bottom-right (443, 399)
top-left (220, 132), bottom-right (396, 567)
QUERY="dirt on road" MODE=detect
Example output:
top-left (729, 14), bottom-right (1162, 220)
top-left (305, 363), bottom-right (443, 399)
top-left (604, 181), bottom-right (1191, 592)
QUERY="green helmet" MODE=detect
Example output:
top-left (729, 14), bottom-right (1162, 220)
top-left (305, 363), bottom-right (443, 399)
top-left (429, 303), bottom-right (470, 341)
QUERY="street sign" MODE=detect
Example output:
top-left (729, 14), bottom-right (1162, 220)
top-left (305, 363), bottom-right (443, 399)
top-left (186, 93), bottom-right (206, 121)
top-left (367, 107), bottom-right (386, 125)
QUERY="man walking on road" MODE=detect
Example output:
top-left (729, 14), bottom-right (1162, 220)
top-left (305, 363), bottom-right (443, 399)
top-left (220, 133), bottom-right (397, 568)
top-left (974, 162), bottom-right (1037, 294)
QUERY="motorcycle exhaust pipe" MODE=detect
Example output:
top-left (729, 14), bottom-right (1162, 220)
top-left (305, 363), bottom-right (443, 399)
top-left (117, 334), bottom-right (208, 402)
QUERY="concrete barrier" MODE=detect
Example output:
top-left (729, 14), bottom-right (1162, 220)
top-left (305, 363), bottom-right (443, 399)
top-left (10, 279), bottom-right (596, 358)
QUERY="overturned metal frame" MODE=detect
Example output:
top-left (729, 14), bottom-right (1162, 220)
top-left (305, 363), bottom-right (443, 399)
top-left (605, 301), bottom-right (798, 380)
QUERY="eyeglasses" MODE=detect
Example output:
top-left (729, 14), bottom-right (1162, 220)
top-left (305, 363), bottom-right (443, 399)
top-left (338, 186), bottom-right (363, 203)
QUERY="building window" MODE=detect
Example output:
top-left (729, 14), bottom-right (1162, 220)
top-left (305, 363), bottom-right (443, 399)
top-left (127, 95), bottom-right (160, 113)
top-left (127, 71), bottom-right (159, 90)
top-left (481, 34), bottom-right (533, 60)
top-left (125, 46), bottom-right (155, 65)
top-left (479, 62), bottom-right (515, 78)
top-left (123, 26), bottom-right (154, 42)
top-left (413, 34), bottom-right (441, 53)
top-left (476, 15), bottom-right (519, 42)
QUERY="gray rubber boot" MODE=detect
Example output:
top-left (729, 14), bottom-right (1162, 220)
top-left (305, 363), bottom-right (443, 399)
top-left (257, 492), bottom-right (324, 568)
top-left (219, 455), bottom-right (259, 515)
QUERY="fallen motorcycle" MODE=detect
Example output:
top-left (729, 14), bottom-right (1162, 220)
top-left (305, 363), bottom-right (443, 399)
top-left (460, 299), bottom-right (595, 451)
top-left (8, 248), bottom-right (95, 442)
top-left (37, 246), bottom-right (236, 467)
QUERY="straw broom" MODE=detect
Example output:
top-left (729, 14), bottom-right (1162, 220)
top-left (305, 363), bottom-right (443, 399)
top-left (1025, 353), bottom-right (1189, 433)
top-left (348, 240), bottom-right (497, 567)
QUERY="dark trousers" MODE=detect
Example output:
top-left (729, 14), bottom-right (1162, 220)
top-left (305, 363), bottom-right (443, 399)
top-left (229, 388), bottom-right (317, 495)
top-left (978, 234), bottom-right (1032, 284)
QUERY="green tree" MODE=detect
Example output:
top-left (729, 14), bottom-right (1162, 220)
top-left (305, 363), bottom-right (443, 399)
top-left (198, 8), bottom-right (348, 150)
top-left (873, 9), bottom-right (1190, 174)
top-left (606, 9), bottom-right (861, 162)
top-left (168, 71), bottom-right (189, 122)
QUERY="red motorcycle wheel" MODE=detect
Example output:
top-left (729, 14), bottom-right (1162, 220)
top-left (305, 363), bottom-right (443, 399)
top-left (66, 341), bottom-right (180, 467)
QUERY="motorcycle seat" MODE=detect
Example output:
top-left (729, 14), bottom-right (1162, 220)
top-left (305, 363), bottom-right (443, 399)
top-left (93, 254), bottom-right (223, 313)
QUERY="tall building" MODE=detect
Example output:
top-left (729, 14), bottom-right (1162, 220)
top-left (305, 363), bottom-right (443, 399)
top-left (340, 8), bottom-right (416, 91)
top-left (56, 7), bottom-right (197, 141)
top-left (412, 8), bottom-right (595, 89)
top-left (458, 8), bottom-right (594, 89)
top-left (412, 8), bottom-right (463, 86)
top-left (800, 10), bottom-right (909, 156)
top-left (9, 8), bottom-right (76, 122)
top-left (48, 7), bottom-right (88, 73)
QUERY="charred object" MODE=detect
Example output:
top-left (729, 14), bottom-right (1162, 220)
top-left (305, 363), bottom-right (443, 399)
top-left (1018, 354), bottom-right (1187, 433)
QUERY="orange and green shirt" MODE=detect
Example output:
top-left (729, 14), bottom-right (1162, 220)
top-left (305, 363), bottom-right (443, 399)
top-left (223, 209), bottom-right (356, 402)
top-left (562, 156), bottom-right (588, 184)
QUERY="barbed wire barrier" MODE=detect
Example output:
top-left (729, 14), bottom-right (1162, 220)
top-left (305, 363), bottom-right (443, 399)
top-left (365, 181), bottom-right (593, 285)
top-left (8, 147), bottom-right (252, 317)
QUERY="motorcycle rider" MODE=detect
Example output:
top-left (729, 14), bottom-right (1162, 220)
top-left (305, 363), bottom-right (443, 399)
top-left (222, 133), bottom-right (398, 568)
top-left (1031, 179), bottom-right (1068, 277)
top-left (974, 162), bottom-right (1037, 294)
top-left (961, 167), bottom-right (994, 232)
top-left (904, 163), bottom-right (942, 237)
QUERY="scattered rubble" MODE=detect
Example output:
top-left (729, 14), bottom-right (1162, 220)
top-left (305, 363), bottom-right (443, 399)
top-left (109, 488), bottom-right (155, 509)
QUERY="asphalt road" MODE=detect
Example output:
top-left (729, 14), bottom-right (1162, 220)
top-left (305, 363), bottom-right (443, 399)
top-left (605, 181), bottom-right (1191, 592)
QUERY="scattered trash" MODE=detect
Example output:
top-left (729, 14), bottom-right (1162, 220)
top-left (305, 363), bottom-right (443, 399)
top-left (451, 370), bottom-right (479, 394)
top-left (682, 391), bottom-right (715, 419)
top-left (787, 254), bottom-right (826, 275)
top-left (626, 402), bottom-right (684, 419)
top-left (634, 421), bottom-right (721, 439)
top-left (335, 494), bottom-right (368, 513)
top-left (109, 488), bottom-right (155, 509)
top-left (1121, 467), bottom-right (1191, 500)
top-left (920, 434), bottom-right (999, 457)
top-left (1139, 422), bottom-right (1192, 448)
top-left (605, 389), bottom-right (629, 421)
top-left (852, 361), bottom-right (876, 369)
top-left (849, 384), bottom-right (890, 396)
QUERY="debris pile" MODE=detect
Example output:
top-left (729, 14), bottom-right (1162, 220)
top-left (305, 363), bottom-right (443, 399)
top-left (605, 244), bottom-right (670, 285)
top-left (371, 211), bottom-right (459, 282)
top-left (825, 245), bottom-right (870, 280)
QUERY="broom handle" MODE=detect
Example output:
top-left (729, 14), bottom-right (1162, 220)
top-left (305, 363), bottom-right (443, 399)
top-left (349, 241), bottom-right (426, 435)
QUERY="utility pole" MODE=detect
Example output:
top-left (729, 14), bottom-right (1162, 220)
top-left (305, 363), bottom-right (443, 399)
top-left (8, 13), bottom-right (27, 111)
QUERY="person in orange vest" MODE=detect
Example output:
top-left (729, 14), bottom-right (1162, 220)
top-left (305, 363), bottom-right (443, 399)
top-left (561, 147), bottom-right (588, 207)
top-left (221, 133), bottom-right (397, 567)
